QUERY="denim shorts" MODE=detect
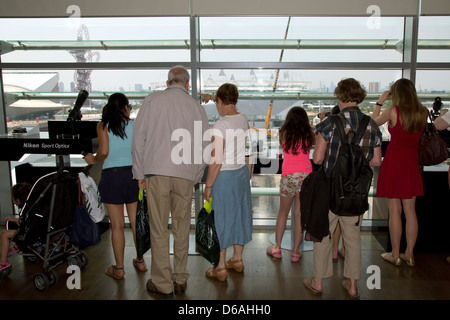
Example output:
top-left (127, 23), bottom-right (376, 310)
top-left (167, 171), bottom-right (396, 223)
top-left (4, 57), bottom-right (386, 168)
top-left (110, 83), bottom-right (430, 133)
top-left (98, 166), bottom-right (139, 204)
top-left (280, 172), bottom-right (310, 197)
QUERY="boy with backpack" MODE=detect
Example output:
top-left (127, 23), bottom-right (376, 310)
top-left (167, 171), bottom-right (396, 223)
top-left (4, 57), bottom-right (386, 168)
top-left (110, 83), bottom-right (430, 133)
top-left (303, 78), bottom-right (382, 298)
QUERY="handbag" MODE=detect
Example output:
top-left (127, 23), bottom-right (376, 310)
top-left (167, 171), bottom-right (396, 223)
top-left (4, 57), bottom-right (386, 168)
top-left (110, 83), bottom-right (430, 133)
top-left (135, 187), bottom-right (151, 257)
top-left (69, 181), bottom-right (101, 248)
top-left (418, 111), bottom-right (449, 166)
top-left (195, 197), bottom-right (220, 266)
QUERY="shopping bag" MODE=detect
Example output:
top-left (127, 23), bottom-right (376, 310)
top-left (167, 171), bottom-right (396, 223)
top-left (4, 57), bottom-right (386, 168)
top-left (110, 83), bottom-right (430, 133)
top-left (70, 179), bottom-right (101, 248)
top-left (69, 204), bottom-right (101, 248)
top-left (136, 187), bottom-right (151, 257)
top-left (78, 172), bottom-right (105, 223)
top-left (195, 197), bottom-right (220, 266)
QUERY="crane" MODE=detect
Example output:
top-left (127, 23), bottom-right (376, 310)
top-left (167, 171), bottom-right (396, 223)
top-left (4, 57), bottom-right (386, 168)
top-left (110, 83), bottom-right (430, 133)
top-left (265, 17), bottom-right (291, 137)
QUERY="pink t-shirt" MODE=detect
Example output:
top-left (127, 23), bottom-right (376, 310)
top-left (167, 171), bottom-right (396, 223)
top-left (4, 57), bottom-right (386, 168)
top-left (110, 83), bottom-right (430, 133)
top-left (281, 141), bottom-right (313, 176)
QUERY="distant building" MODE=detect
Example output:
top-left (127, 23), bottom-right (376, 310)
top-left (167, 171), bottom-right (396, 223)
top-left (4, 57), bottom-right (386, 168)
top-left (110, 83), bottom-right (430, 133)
top-left (3, 72), bottom-right (68, 120)
top-left (369, 82), bottom-right (380, 93)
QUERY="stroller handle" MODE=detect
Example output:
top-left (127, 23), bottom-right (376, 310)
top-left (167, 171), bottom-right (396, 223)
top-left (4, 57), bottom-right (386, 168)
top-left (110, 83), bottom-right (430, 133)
top-left (52, 155), bottom-right (66, 183)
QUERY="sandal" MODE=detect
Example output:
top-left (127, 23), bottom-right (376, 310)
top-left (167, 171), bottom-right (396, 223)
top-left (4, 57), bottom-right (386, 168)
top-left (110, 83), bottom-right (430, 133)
top-left (105, 265), bottom-right (124, 280)
top-left (303, 277), bottom-right (322, 296)
top-left (133, 258), bottom-right (147, 272)
top-left (0, 260), bottom-right (11, 272)
top-left (226, 259), bottom-right (244, 272)
top-left (205, 267), bottom-right (228, 281)
top-left (342, 279), bottom-right (360, 299)
top-left (290, 253), bottom-right (302, 262)
top-left (8, 245), bottom-right (19, 255)
top-left (266, 246), bottom-right (282, 259)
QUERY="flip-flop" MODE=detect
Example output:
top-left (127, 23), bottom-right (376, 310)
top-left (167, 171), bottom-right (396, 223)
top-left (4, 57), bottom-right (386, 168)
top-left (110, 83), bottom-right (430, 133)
top-left (105, 265), bottom-right (124, 280)
top-left (290, 253), bottom-right (302, 262)
top-left (266, 246), bottom-right (282, 259)
top-left (303, 277), bottom-right (322, 296)
top-left (0, 260), bottom-right (11, 272)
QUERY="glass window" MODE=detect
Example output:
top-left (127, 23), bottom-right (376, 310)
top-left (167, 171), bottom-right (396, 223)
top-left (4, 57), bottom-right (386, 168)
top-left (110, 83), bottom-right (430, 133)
top-left (416, 70), bottom-right (450, 114)
top-left (200, 17), bottom-right (404, 62)
top-left (3, 14), bottom-right (449, 226)
top-left (0, 17), bottom-right (190, 63)
top-left (3, 69), bottom-right (174, 122)
top-left (201, 68), bottom-right (402, 160)
top-left (418, 16), bottom-right (450, 62)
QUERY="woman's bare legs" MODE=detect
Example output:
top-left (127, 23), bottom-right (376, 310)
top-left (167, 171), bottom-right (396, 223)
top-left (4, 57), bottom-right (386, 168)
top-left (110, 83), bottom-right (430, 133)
top-left (401, 197), bottom-right (418, 259)
top-left (231, 244), bottom-right (244, 263)
top-left (386, 197), bottom-right (418, 260)
top-left (387, 198), bottom-right (403, 259)
top-left (0, 230), bottom-right (15, 265)
top-left (274, 195), bottom-right (294, 250)
top-left (105, 203), bottom-right (125, 277)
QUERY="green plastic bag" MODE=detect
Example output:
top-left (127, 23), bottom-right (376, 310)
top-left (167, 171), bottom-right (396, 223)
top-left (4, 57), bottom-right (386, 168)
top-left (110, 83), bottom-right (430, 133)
top-left (136, 187), bottom-right (151, 257)
top-left (195, 198), bottom-right (220, 266)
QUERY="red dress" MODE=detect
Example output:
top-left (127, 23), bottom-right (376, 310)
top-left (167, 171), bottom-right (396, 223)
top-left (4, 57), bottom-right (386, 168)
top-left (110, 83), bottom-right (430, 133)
top-left (376, 106), bottom-right (424, 199)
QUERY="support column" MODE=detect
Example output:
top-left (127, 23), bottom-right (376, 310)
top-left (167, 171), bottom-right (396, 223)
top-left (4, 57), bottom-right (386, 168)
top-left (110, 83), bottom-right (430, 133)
top-left (0, 56), bottom-right (14, 223)
top-left (190, 14), bottom-right (203, 221)
top-left (402, 16), bottom-right (419, 83)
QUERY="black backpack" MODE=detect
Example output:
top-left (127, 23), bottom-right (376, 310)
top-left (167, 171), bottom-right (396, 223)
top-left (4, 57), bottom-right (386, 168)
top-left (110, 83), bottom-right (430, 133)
top-left (329, 114), bottom-right (373, 216)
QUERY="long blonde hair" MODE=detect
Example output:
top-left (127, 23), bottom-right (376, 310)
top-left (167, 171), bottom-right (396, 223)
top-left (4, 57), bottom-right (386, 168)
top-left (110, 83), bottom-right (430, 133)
top-left (391, 78), bottom-right (427, 134)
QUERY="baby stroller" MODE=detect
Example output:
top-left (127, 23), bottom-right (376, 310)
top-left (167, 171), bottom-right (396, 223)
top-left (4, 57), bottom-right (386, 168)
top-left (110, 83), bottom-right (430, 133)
top-left (11, 157), bottom-right (89, 291)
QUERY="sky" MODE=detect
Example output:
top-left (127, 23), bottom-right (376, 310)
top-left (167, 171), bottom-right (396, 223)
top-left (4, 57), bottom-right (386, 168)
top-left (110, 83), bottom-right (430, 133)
top-left (0, 15), bottom-right (449, 92)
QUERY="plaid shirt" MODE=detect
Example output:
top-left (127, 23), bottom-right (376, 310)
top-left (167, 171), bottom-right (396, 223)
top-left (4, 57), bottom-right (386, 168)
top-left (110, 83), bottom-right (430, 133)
top-left (315, 106), bottom-right (382, 177)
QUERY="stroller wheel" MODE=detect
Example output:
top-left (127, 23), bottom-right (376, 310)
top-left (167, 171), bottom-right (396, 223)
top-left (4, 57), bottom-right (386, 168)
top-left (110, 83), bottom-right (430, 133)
top-left (47, 269), bottom-right (59, 286)
top-left (67, 255), bottom-right (81, 268)
top-left (34, 272), bottom-right (50, 291)
top-left (78, 252), bottom-right (89, 268)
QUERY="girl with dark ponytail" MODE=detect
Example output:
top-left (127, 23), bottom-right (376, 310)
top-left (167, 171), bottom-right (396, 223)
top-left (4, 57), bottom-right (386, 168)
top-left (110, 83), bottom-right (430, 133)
top-left (267, 106), bottom-right (314, 262)
top-left (101, 93), bottom-right (130, 139)
top-left (84, 93), bottom-right (146, 280)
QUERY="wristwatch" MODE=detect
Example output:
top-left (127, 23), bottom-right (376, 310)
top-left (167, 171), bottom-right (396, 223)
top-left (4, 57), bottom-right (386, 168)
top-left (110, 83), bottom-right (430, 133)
top-left (375, 102), bottom-right (383, 107)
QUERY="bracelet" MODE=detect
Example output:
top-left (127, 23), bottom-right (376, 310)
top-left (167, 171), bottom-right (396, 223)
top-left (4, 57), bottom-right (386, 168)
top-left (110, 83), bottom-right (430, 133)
top-left (375, 102), bottom-right (383, 107)
top-left (205, 186), bottom-right (212, 189)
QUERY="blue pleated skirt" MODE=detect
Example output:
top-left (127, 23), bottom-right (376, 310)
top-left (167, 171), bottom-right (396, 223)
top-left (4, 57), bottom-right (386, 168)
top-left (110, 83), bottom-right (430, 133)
top-left (211, 165), bottom-right (253, 250)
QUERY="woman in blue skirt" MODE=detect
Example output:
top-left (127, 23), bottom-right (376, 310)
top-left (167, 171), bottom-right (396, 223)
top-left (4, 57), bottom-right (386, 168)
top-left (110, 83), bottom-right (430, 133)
top-left (201, 83), bottom-right (253, 281)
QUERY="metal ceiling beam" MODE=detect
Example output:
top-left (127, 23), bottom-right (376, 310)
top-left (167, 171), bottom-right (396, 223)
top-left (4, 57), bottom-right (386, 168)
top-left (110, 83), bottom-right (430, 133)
top-left (8, 91), bottom-right (449, 101)
top-left (2, 39), bottom-right (449, 53)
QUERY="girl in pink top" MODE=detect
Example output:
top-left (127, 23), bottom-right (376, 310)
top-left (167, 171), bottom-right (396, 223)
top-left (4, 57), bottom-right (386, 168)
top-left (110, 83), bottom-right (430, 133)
top-left (267, 107), bottom-right (314, 262)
